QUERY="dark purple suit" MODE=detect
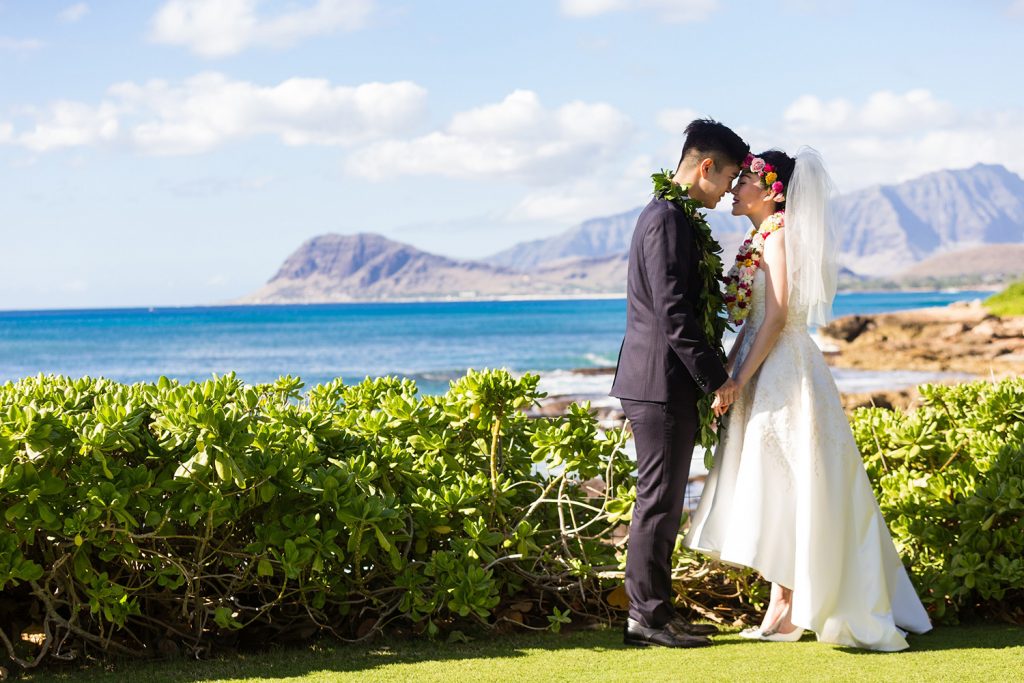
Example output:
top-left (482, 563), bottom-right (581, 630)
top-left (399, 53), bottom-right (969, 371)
top-left (610, 197), bottom-right (728, 628)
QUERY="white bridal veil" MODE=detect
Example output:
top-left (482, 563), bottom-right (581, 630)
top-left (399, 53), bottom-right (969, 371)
top-left (784, 147), bottom-right (839, 327)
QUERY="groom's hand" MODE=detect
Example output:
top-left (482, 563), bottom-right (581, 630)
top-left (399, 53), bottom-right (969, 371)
top-left (714, 377), bottom-right (739, 411)
top-left (711, 395), bottom-right (728, 418)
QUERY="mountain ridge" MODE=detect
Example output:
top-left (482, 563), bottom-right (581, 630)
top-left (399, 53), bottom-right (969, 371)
top-left (488, 163), bottom-right (1024, 278)
top-left (238, 164), bottom-right (1024, 304)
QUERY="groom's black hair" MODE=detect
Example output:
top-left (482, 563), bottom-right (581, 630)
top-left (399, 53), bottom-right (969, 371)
top-left (677, 118), bottom-right (749, 170)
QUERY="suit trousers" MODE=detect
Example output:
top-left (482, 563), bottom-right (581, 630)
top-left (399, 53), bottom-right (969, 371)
top-left (621, 397), bottom-right (699, 628)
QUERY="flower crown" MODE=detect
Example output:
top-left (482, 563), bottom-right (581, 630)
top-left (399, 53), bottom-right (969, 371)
top-left (742, 153), bottom-right (785, 203)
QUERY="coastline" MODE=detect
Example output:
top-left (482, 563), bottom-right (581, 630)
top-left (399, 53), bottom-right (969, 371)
top-left (820, 301), bottom-right (1024, 376)
top-left (228, 286), bottom-right (996, 308)
top-left (529, 365), bottom-right (974, 427)
top-left (3, 285), bottom-right (997, 315)
top-left (228, 293), bottom-right (635, 307)
top-left (3, 293), bottom-right (1012, 415)
top-left (834, 285), bottom-right (1001, 295)
top-left (532, 299), bottom-right (1022, 423)
top-left (0, 293), bottom-right (632, 315)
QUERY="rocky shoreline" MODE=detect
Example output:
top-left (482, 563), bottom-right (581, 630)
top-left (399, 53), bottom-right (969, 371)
top-left (530, 301), bottom-right (1022, 421)
top-left (820, 300), bottom-right (1024, 374)
top-left (820, 301), bottom-right (1022, 410)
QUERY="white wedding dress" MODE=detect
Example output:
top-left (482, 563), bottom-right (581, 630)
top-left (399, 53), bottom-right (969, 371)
top-left (684, 268), bottom-right (932, 651)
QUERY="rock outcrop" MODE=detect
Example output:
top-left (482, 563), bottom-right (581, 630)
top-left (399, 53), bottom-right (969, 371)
top-left (820, 301), bottom-right (1024, 377)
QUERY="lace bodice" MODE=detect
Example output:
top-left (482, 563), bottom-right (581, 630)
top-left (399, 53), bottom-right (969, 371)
top-left (735, 268), bottom-right (811, 364)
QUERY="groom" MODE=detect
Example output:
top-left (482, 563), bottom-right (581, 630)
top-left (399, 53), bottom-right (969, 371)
top-left (611, 118), bottom-right (748, 648)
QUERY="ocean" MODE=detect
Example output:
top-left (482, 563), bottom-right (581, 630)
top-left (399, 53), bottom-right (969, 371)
top-left (0, 291), bottom-right (989, 396)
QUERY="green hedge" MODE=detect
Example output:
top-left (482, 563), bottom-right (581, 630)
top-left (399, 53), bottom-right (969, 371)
top-left (0, 370), bottom-right (655, 666)
top-left (5, 370), bottom-right (1018, 669)
top-left (850, 377), bottom-right (1024, 622)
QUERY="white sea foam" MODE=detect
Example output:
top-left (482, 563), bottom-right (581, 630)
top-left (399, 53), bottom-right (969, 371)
top-left (830, 367), bottom-right (973, 393)
top-left (533, 366), bottom-right (974, 405)
top-left (535, 369), bottom-right (615, 402)
top-left (583, 352), bottom-right (616, 366)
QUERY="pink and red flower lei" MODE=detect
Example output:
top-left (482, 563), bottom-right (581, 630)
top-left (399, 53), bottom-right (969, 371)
top-left (742, 153), bottom-right (785, 203)
top-left (723, 210), bottom-right (785, 325)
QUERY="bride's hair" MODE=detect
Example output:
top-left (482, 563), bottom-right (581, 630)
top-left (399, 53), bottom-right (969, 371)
top-left (755, 150), bottom-right (796, 208)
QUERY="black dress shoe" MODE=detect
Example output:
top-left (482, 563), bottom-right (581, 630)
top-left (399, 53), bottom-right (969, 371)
top-left (667, 615), bottom-right (720, 637)
top-left (623, 618), bottom-right (713, 648)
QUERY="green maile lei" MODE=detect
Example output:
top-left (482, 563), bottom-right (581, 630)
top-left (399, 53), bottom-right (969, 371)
top-left (651, 170), bottom-right (730, 462)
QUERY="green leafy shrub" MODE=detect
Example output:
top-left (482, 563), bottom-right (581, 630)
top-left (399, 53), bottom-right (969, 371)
top-left (985, 278), bottom-right (1024, 317)
top-left (850, 377), bottom-right (1024, 622)
top-left (16, 368), bottom-right (1005, 668)
top-left (6, 370), bottom-right (753, 669)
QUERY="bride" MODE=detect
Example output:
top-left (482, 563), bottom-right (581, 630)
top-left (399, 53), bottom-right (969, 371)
top-left (683, 148), bottom-right (932, 650)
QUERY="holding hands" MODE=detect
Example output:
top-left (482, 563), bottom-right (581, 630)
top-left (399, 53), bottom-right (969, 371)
top-left (713, 377), bottom-right (740, 417)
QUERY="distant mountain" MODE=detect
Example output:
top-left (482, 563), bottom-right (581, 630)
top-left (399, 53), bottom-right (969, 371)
top-left (489, 163), bottom-right (1024, 279)
top-left (835, 164), bottom-right (1024, 276)
top-left (486, 207), bottom-right (749, 272)
top-left (240, 233), bottom-right (507, 302)
top-left (236, 233), bottom-right (627, 303)
top-left (271, 232), bottom-right (468, 284)
top-left (239, 165), bottom-right (1024, 304)
top-left (897, 244), bottom-right (1024, 280)
top-left (531, 252), bottom-right (629, 293)
top-left (486, 208), bottom-right (642, 270)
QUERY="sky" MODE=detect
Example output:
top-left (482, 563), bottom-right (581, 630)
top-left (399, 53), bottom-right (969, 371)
top-left (2, 0), bottom-right (1023, 310)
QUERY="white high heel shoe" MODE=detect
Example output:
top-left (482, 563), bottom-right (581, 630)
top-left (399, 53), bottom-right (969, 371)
top-left (745, 597), bottom-right (805, 642)
top-left (759, 625), bottom-right (805, 642)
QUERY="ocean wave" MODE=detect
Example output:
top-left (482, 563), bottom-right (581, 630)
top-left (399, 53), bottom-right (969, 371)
top-left (535, 369), bottom-right (615, 400)
top-left (530, 366), bottom-right (974, 405)
top-left (407, 370), bottom-right (466, 383)
top-left (583, 352), bottom-right (616, 367)
top-left (830, 368), bottom-right (974, 394)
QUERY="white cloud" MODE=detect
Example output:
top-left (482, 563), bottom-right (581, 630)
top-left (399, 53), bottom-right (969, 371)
top-left (113, 74), bottom-right (426, 154)
top-left (347, 89), bottom-right (633, 184)
top-left (17, 101), bottom-right (119, 152)
top-left (560, 0), bottom-right (717, 22)
top-left (765, 89), bottom-right (1024, 191)
top-left (783, 89), bottom-right (955, 135)
top-left (510, 154), bottom-right (652, 224)
top-left (1009, 0), bottom-right (1024, 17)
top-left (1, 74), bottom-right (426, 155)
top-left (59, 3), bottom-right (90, 23)
top-left (151, 0), bottom-right (372, 58)
top-left (782, 95), bottom-right (854, 133)
top-left (0, 37), bottom-right (45, 52)
top-left (825, 118), bottom-right (1024, 190)
top-left (560, 0), bottom-right (621, 18)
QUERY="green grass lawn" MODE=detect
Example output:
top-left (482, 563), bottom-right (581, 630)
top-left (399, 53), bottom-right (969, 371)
top-left (17, 622), bottom-right (1024, 683)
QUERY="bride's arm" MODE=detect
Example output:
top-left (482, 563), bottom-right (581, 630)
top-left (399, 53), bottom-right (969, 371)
top-left (732, 230), bottom-right (788, 390)
top-left (726, 325), bottom-right (746, 374)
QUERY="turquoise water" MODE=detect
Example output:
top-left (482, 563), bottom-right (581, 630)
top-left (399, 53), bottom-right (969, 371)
top-left (0, 291), bottom-right (990, 394)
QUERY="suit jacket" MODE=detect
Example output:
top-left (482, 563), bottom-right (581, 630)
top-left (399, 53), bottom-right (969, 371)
top-left (610, 197), bottom-right (729, 404)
